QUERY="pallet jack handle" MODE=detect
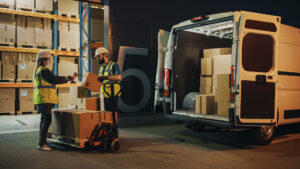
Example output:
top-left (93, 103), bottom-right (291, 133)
top-left (103, 81), bottom-right (121, 125)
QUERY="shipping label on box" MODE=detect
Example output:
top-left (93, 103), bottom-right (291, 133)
top-left (214, 88), bottom-right (230, 102)
top-left (203, 48), bottom-right (231, 58)
top-left (200, 76), bottom-right (212, 88)
top-left (201, 58), bottom-right (212, 76)
top-left (212, 74), bottom-right (230, 92)
top-left (213, 55), bottom-right (231, 74)
top-left (200, 87), bottom-right (211, 95)
top-left (82, 73), bottom-right (102, 93)
top-left (19, 88), bottom-right (33, 100)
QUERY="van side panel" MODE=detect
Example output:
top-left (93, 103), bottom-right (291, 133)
top-left (277, 24), bottom-right (300, 125)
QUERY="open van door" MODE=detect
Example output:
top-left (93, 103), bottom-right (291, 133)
top-left (154, 29), bottom-right (170, 111)
top-left (237, 11), bottom-right (281, 125)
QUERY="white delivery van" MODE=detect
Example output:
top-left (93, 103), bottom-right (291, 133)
top-left (154, 11), bottom-right (300, 144)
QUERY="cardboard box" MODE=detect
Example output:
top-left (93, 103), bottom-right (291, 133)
top-left (0, 0), bottom-right (14, 7)
top-left (1, 52), bottom-right (17, 65)
top-left (216, 102), bottom-right (230, 117)
top-left (200, 76), bottom-right (212, 88)
top-left (213, 55), bottom-right (231, 74)
top-left (0, 24), bottom-right (15, 44)
top-left (49, 109), bottom-right (101, 138)
top-left (59, 30), bottom-right (79, 49)
top-left (36, 0), bottom-right (53, 11)
top-left (201, 95), bottom-right (215, 115)
top-left (0, 99), bottom-right (15, 113)
top-left (19, 88), bottom-right (33, 100)
top-left (58, 87), bottom-right (70, 108)
top-left (70, 23), bottom-right (79, 32)
top-left (27, 17), bottom-right (42, 28)
top-left (16, 0), bottom-right (34, 9)
top-left (82, 73), bottom-right (102, 93)
top-left (195, 95), bottom-right (201, 114)
top-left (18, 62), bottom-right (35, 80)
top-left (200, 87), bottom-right (211, 95)
top-left (18, 53), bottom-right (36, 63)
top-left (58, 21), bottom-right (69, 31)
top-left (35, 29), bottom-right (52, 47)
top-left (201, 58), bottom-right (212, 75)
top-left (0, 88), bottom-right (15, 100)
top-left (212, 74), bottom-right (230, 92)
top-left (203, 48), bottom-right (231, 58)
top-left (77, 98), bottom-right (100, 111)
top-left (59, 57), bottom-right (76, 64)
top-left (69, 86), bottom-right (89, 105)
top-left (17, 27), bottom-right (35, 45)
top-left (55, 0), bottom-right (79, 17)
top-left (2, 64), bottom-right (15, 79)
top-left (20, 99), bottom-right (34, 112)
top-left (214, 88), bottom-right (230, 102)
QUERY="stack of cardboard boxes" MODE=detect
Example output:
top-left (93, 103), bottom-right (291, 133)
top-left (196, 48), bottom-right (232, 117)
top-left (58, 22), bottom-right (79, 50)
top-left (0, 88), bottom-right (15, 114)
top-left (17, 53), bottom-right (36, 81)
top-left (16, 0), bottom-right (53, 12)
top-left (1, 52), bottom-right (17, 80)
top-left (0, 13), bottom-right (15, 46)
top-left (18, 88), bottom-right (35, 114)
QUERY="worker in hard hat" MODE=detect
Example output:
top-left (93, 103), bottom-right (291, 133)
top-left (95, 47), bottom-right (122, 111)
top-left (33, 51), bottom-right (78, 151)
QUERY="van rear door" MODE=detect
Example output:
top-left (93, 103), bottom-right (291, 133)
top-left (237, 11), bottom-right (281, 124)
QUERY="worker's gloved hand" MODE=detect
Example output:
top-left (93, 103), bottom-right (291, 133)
top-left (97, 76), bottom-right (108, 82)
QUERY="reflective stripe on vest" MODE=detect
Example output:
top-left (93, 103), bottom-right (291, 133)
top-left (33, 66), bottom-right (58, 104)
top-left (99, 61), bottom-right (121, 98)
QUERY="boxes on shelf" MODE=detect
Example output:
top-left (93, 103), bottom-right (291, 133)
top-left (0, 88), bottom-right (15, 113)
top-left (58, 87), bottom-right (70, 108)
top-left (55, 0), bottom-right (79, 17)
top-left (17, 27), bottom-right (35, 46)
top-left (18, 53), bottom-right (36, 63)
top-left (35, 29), bottom-right (52, 48)
top-left (19, 88), bottom-right (34, 112)
top-left (1, 52), bottom-right (17, 80)
top-left (16, 0), bottom-right (34, 10)
top-left (17, 62), bottom-right (35, 80)
top-left (59, 30), bottom-right (79, 50)
top-left (203, 48), bottom-right (231, 58)
top-left (0, 0), bottom-right (14, 7)
top-left (77, 98), bottom-right (100, 111)
top-left (35, 0), bottom-right (53, 12)
top-left (0, 13), bottom-right (15, 45)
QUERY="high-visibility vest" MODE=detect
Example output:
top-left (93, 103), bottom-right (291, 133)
top-left (99, 61), bottom-right (121, 98)
top-left (33, 66), bottom-right (58, 104)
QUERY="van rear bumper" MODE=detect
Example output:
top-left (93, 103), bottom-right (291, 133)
top-left (165, 111), bottom-right (234, 129)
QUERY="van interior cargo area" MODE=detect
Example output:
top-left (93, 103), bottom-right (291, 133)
top-left (174, 20), bottom-right (233, 110)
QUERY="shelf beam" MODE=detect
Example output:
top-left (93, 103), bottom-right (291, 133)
top-left (0, 8), bottom-right (54, 19)
top-left (0, 83), bottom-right (78, 88)
top-left (55, 50), bottom-right (80, 56)
top-left (0, 47), bottom-right (55, 54)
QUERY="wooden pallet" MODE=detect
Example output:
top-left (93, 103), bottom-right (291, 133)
top-left (17, 44), bottom-right (37, 49)
top-left (58, 12), bottom-right (78, 19)
top-left (16, 7), bottom-right (35, 13)
top-left (0, 42), bottom-right (14, 47)
top-left (36, 45), bottom-right (51, 50)
top-left (17, 111), bottom-right (37, 115)
top-left (0, 79), bottom-right (15, 83)
top-left (0, 112), bottom-right (15, 116)
top-left (16, 79), bottom-right (33, 83)
top-left (47, 133), bottom-right (88, 148)
top-left (35, 9), bottom-right (52, 15)
top-left (0, 4), bottom-right (14, 9)
top-left (58, 47), bottom-right (79, 52)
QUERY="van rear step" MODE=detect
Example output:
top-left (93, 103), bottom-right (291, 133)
top-left (167, 111), bottom-right (233, 129)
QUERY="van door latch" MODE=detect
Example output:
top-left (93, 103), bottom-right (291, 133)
top-left (256, 75), bottom-right (266, 84)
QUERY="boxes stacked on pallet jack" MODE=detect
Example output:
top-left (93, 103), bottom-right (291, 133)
top-left (0, 88), bottom-right (15, 115)
top-left (0, 13), bottom-right (15, 46)
top-left (1, 52), bottom-right (17, 81)
top-left (195, 48), bottom-right (232, 116)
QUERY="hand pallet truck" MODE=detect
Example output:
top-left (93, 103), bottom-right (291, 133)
top-left (87, 81), bottom-right (121, 152)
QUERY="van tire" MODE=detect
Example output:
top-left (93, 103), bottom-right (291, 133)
top-left (252, 126), bottom-right (276, 145)
top-left (186, 122), bottom-right (205, 131)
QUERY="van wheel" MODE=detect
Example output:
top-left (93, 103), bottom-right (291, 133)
top-left (253, 125), bottom-right (276, 145)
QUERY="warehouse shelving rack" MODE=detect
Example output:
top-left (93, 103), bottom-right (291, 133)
top-left (0, 7), bottom-right (80, 88)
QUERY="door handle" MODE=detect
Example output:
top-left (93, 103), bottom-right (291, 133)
top-left (256, 75), bottom-right (266, 84)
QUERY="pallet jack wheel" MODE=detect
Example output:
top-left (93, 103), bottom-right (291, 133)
top-left (111, 141), bottom-right (120, 153)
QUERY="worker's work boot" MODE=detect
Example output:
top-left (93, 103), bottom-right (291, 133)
top-left (37, 145), bottom-right (52, 151)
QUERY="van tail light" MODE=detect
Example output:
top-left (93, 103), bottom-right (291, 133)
top-left (230, 65), bottom-right (236, 102)
top-left (164, 69), bottom-right (170, 96)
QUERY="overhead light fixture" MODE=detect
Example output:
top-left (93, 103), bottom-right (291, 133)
top-left (101, 7), bottom-right (104, 10)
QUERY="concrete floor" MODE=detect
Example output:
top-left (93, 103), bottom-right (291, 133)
top-left (0, 115), bottom-right (300, 169)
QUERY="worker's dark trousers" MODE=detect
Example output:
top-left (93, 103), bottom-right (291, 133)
top-left (36, 103), bottom-right (55, 146)
top-left (104, 96), bottom-right (119, 112)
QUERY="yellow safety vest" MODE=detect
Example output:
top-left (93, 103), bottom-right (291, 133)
top-left (33, 66), bottom-right (58, 104)
top-left (99, 61), bottom-right (121, 98)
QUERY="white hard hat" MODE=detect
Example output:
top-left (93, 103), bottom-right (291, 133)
top-left (37, 51), bottom-right (51, 60)
top-left (95, 47), bottom-right (109, 57)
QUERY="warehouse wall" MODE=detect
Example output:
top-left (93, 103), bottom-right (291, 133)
top-left (108, 0), bottom-right (300, 114)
